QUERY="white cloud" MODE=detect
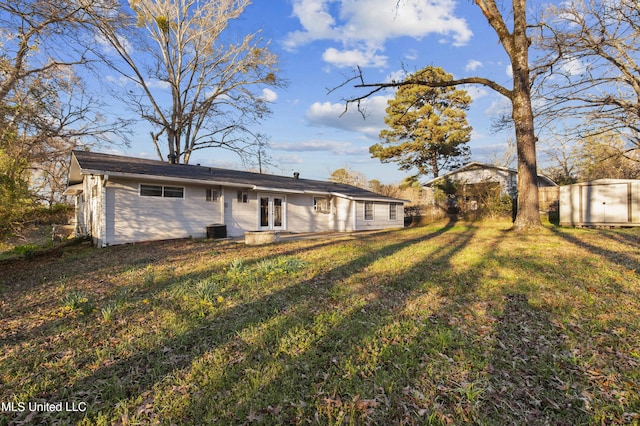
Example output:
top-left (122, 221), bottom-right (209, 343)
top-left (484, 95), bottom-right (511, 117)
top-left (322, 47), bottom-right (387, 68)
top-left (273, 154), bottom-right (304, 164)
top-left (506, 65), bottom-right (513, 78)
top-left (462, 85), bottom-right (489, 101)
top-left (95, 33), bottom-right (134, 56)
top-left (283, 0), bottom-right (339, 49)
top-left (104, 75), bottom-right (130, 87)
top-left (284, 0), bottom-right (472, 68)
top-left (560, 57), bottom-right (586, 76)
top-left (148, 79), bottom-right (171, 89)
top-left (261, 88), bottom-right (278, 102)
top-left (271, 140), bottom-right (367, 156)
top-left (305, 95), bottom-right (391, 138)
top-left (386, 69), bottom-right (408, 84)
top-left (404, 49), bottom-right (419, 61)
top-left (465, 60), bottom-right (483, 71)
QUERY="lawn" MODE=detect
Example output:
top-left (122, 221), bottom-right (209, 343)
top-left (1, 219), bottom-right (639, 425)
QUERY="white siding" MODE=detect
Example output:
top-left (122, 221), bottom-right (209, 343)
top-left (105, 178), bottom-right (223, 245)
top-left (78, 174), bottom-right (405, 246)
top-left (81, 175), bottom-right (106, 247)
top-left (285, 194), bottom-right (332, 232)
top-left (223, 188), bottom-right (257, 237)
top-left (354, 201), bottom-right (404, 231)
top-left (333, 197), bottom-right (355, 232)
top-left (450, 168), bottom-right (517, 197)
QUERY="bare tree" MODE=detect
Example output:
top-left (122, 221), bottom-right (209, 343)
top-left (0, 0), bottom-right (123, 102)
top-left (91, 0), bottom-right (281, 164)
top-left (539, 131), bottom-right (580, 185)
top-left (335, 0), bottom-right (542, 231)
top-left (575, 134), bottom-right (640, 180)
top-left (489, 137), bottom-right (518, 169)
top-left (1, 0), bottom-right (127, 232)
top-left (534, 0), bottom-right (640, 150)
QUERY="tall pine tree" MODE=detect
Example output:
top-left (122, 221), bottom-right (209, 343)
top-left (371, 66), bottom-right (472, 178)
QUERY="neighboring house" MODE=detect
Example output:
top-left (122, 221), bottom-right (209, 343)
top-left (423, 162), bottom-right (558, 212)
top-left (560, 179), bottom-right (640, 227)
top-left (424, 162), bottom-right (557, 196)
top-left (64, 151), bottom-right (405, 247)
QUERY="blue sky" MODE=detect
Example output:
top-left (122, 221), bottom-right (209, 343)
top-left (112, 0), bottom-right (521, 184)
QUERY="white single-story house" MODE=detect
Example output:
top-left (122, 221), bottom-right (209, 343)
top-left (560, 179), bottom-right (640, 227)
top-left (64, 151), bottom-right (405, 247)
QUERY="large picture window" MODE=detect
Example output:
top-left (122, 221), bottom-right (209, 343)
top-left (140, 184), bottom-right (184, 198)
top-left (364, 202), bottom-right (374, 221)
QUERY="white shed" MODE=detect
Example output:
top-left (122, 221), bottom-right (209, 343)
top-left (559, 179), bottom-right (640, 227)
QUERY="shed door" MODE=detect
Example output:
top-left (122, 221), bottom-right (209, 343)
top-left (583, 184), bottom-right (629, 223)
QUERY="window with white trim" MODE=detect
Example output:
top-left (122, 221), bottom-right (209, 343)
top-left (163, 186), bottom-right (184, 198)
top-left (206, 188), bottom-right (220, 202)
top-left (364, 201), bottom-right (374, 221)
top-left (314, 197), bottom-right (330, 213)
top-left (237, 191), bottom-right (249, 203)
top-left (389, 203), bottom-right (398, 220)
top-left (139, 184), bottom-right (183, 198)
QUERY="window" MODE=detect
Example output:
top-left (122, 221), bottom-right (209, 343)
top-left (237, 191), bottom-right (249, 203)
top-left (163, 186), bottom-right (184, 198)
top-left (140, 184), bottom-right (163, 197)
top-left (389, 203), bottom-right (398, 221)
top-left (140, 184), bottom-right (183, 198)
top-left (364, 202), bottom-right (374, 221)
top-left (314, 197), bottom-right (330, 213)
top-left (206, 188), bottom-right (220, 202)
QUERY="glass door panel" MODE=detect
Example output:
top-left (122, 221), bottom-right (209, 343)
top-left (273, 198), bottom-right (282, 227)
top-left (260, 197), bottom-right (269, 227)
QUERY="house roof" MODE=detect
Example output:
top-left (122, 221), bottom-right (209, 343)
top-left (423, 161), bottom-right (558, 187)
top-left (564, 178), bottom-right (640, 186)
top-left (67, 150), bottom-right (405, 202)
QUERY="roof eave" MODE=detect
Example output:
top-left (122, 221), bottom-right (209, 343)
top-left (81, 169), bottom-right (255, 189)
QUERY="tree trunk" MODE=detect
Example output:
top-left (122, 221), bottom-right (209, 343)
top-left (512, 93), bottom-right (541, 230)
top-left (431, 152), bottom-right (440, 178)
top-left (510, 7), bottom-right (542, 231)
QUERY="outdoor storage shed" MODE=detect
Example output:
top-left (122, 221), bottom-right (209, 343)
top-left (559, 179), bottom-right (640, 227)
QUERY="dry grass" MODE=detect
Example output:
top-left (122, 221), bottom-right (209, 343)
top-left (1, 219), bottom-right (639, 425)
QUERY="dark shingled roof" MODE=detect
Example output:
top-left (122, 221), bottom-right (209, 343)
top-left (69, 150), bottom-right (404, 202)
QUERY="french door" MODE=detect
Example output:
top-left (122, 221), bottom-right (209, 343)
top-left (259, 195), bottom-right (285, 230)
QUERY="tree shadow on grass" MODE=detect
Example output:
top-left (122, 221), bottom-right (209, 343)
top-left (3, 220), bottom-right (464, 424)
top-left (179, 219), bottom-right (480, 424)
top-left (481, 293), bottom-right (590, 425)
top-left (549, 227), bottom-right (640, 273)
